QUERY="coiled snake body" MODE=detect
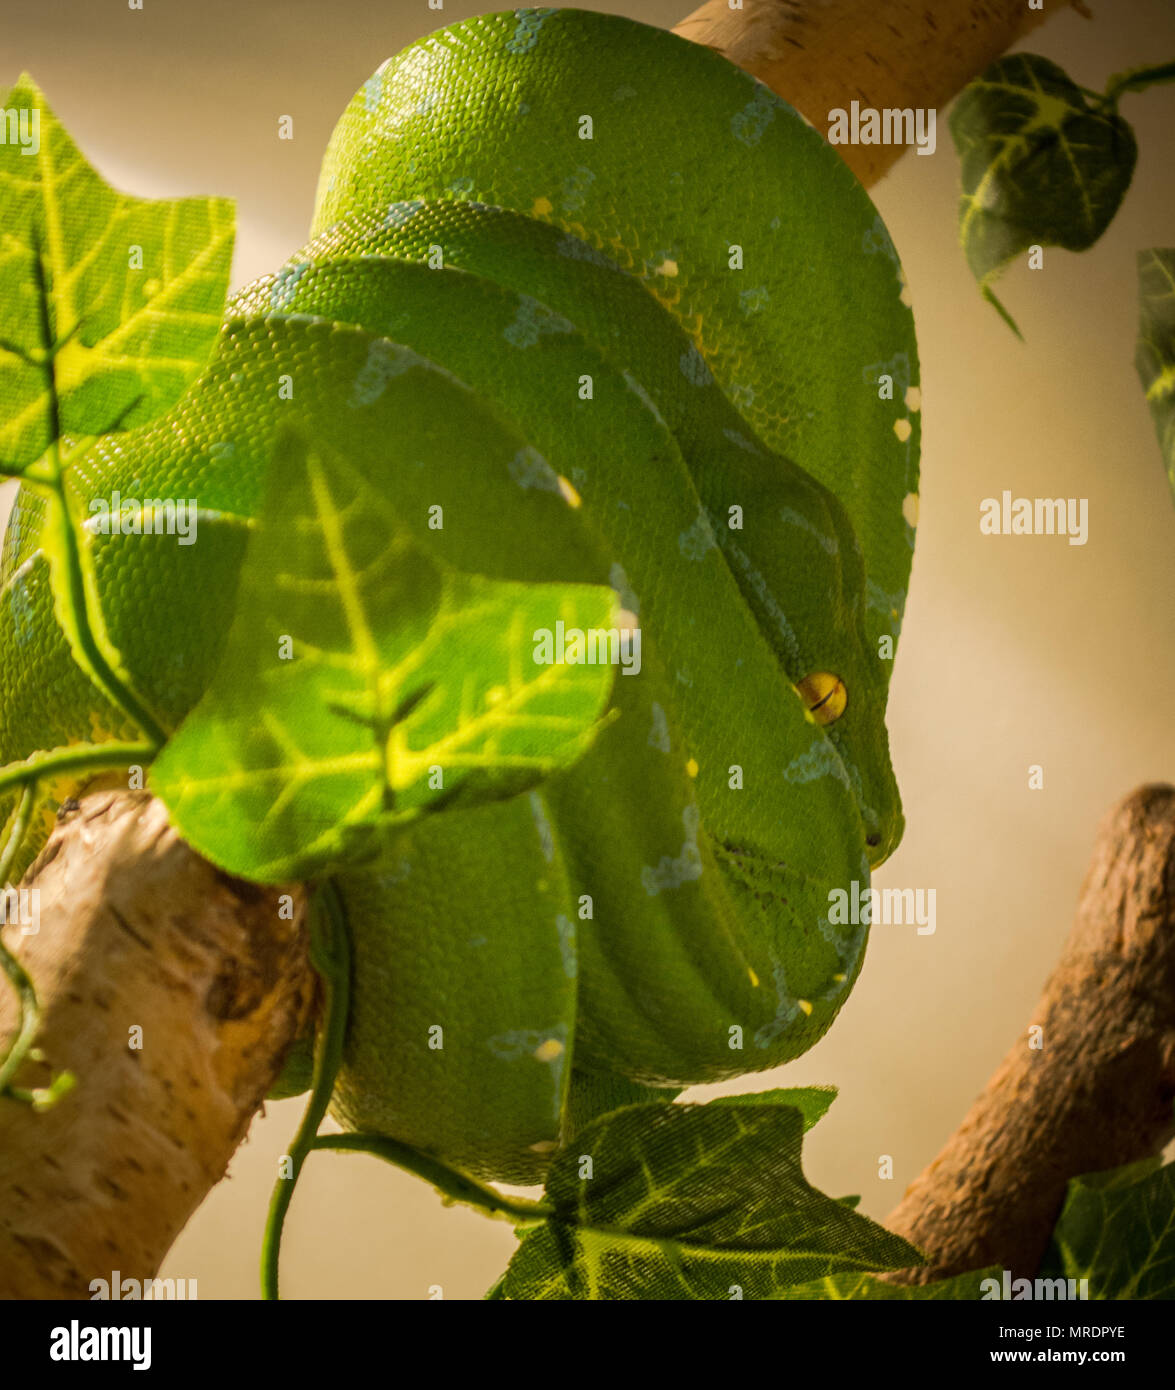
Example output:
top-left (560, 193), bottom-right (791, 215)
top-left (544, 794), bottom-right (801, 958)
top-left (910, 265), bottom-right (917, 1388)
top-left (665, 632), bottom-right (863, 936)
top-left (0, 10), bottom-right (919, 1180)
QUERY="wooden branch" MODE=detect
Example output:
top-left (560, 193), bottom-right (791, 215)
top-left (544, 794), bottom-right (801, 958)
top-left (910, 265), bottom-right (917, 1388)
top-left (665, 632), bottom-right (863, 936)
top-left (0, 793), bottom-right (311, 1298)
top-left (673, 0), bottom-right (1084, 186)
top-left (886, 784), bottom-right (1175, 1282)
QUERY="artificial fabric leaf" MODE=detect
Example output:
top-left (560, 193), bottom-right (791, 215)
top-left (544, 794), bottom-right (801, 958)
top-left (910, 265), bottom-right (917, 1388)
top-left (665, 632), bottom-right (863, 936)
top-left (0, 75), bottom-right (233, 471)
top-left (950, 54), bottom-right (1137, 332)
top-left (151, 429), bottom-right (619, 881)
top-left (1044, 1159), bottom-right (1175, 1299)
top-left (711, 1085), bottom-right (837, 1131)
top-left (496, 1100), bottom-right (922, 1300)
top-left (267, 1032), bottom-right (316, 1102)
top-left (779, 1269), bottom-right (998, 1300)
top-left (1060, 1157), bottom-right (1163, 1194)
top-left (1135, 248), bottom-right (1175, 502)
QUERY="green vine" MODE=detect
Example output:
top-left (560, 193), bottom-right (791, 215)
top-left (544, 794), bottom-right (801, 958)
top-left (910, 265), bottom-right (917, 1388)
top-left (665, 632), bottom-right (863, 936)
top-left (0, 742), bottom-right (158, 798)
top-left (260, 880), bottom-right (549, 1299)
top-left (261, 880), bottom-right (351, 1300)
top-left (312, 1133), bottom-right (552, 1225)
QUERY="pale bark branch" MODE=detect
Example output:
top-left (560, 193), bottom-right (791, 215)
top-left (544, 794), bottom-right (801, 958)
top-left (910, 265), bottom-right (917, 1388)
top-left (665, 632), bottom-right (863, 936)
top-left (0, 793), bottom-right (311, 1298)
top-left (673, 0), bottom-right (1084, 185)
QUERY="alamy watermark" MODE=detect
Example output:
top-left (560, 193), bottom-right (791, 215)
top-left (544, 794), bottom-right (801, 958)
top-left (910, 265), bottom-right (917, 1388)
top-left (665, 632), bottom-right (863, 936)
top-left (0, 107), bottom-right (40, 156)
top-left (50, 1320), bottom-right (151, 1371)
top-left (828, 881), bottom-right (935, 935)
top-left (827, 102), bottom-right (936, 156)
top-left (0, 885), bottom-right (39, 935)
top-left (88, 492), bottom-right (198, 545)
top-left (983, 1270), bottom-right (1089, 1300)
top-left (533, 619), bottom-right (642, 676)
top-left (89, 1271), bottom-right (197, 1300)
top-left (980, 491), bottom-right (1088, 545)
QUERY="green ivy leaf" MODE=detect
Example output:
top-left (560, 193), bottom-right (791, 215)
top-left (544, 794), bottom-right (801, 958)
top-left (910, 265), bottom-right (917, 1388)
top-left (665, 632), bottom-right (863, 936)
top-left (779, 1269), bottom-right (998, 1299)
top-left (710, 1085), bottom-right (837, 1131)
top-left (496, 1100), bottom-right (922, 1299)
top-left (950, 54), bottom-right (1137, 334)
top-left (0, 75), bottom-right (234, 471)
top-left (151, 429), bottom-right (619, 881)
top-left (1044, 1159), bottom-right (1175, 1299)
top-left (1136, 248), bottom-right (1175, 503)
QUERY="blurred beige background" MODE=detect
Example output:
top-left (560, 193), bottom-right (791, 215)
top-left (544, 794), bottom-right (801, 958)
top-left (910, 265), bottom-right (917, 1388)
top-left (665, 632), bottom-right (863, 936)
top-left (4, 0), bottom-right (1174, 1298)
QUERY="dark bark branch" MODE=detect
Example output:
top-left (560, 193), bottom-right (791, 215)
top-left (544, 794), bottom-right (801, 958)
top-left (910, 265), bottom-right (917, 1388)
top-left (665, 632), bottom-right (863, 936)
top-left (886, 784), bottom-right (1175, 1282)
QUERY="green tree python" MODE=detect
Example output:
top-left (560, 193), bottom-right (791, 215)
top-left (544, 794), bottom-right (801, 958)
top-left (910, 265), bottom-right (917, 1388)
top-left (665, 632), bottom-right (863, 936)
top-left (0, 9), bottom-right (920, 1182)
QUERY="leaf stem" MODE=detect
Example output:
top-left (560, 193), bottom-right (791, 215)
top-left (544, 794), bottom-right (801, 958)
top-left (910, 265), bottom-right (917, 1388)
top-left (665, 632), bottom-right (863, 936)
top-left (1102, 60), bottom-right (1175, 108)
top-left (312, 1133), bottom-right (553, 1225)
top-left (5, 1069), bottom-right (76, 1110)
top-left (0, 783), bottom-right (37, 1095)
top-left (0, 742), bottom-right (157, 797)
top-left (41, 446), bottom-right (166, 747)
top-left (260, 879), bottom-right (351, 1300)
top-left (0, 778), bottom-right (35, 888)
top-left (0, 939), bottom-right (40, 1097)
top-left (0, 781), bottom-right (40, 1097)
top-left (0, 779), bottom-right (78, 1106)
top-left (28, 233), bottom-right (166, 748)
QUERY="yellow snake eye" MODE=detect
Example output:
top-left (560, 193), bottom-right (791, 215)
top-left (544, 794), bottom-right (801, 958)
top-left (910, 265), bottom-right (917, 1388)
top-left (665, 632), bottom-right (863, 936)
top-left (796, 672), bottom-right (847, 725)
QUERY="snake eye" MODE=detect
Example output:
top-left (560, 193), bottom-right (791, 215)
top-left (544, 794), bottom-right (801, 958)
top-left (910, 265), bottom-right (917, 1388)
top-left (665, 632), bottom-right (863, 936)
top-left (796, 672), bottom-right (847, 726)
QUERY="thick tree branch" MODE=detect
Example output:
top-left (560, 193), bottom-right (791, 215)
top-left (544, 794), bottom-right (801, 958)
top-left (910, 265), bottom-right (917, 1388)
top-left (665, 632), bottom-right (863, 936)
top-left (886, 784), bottom-right (1175, 1282)
top-left (0, 793), bottom-right (311, 1298)
top-left (673, 0), bottom-right (1084, 185)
